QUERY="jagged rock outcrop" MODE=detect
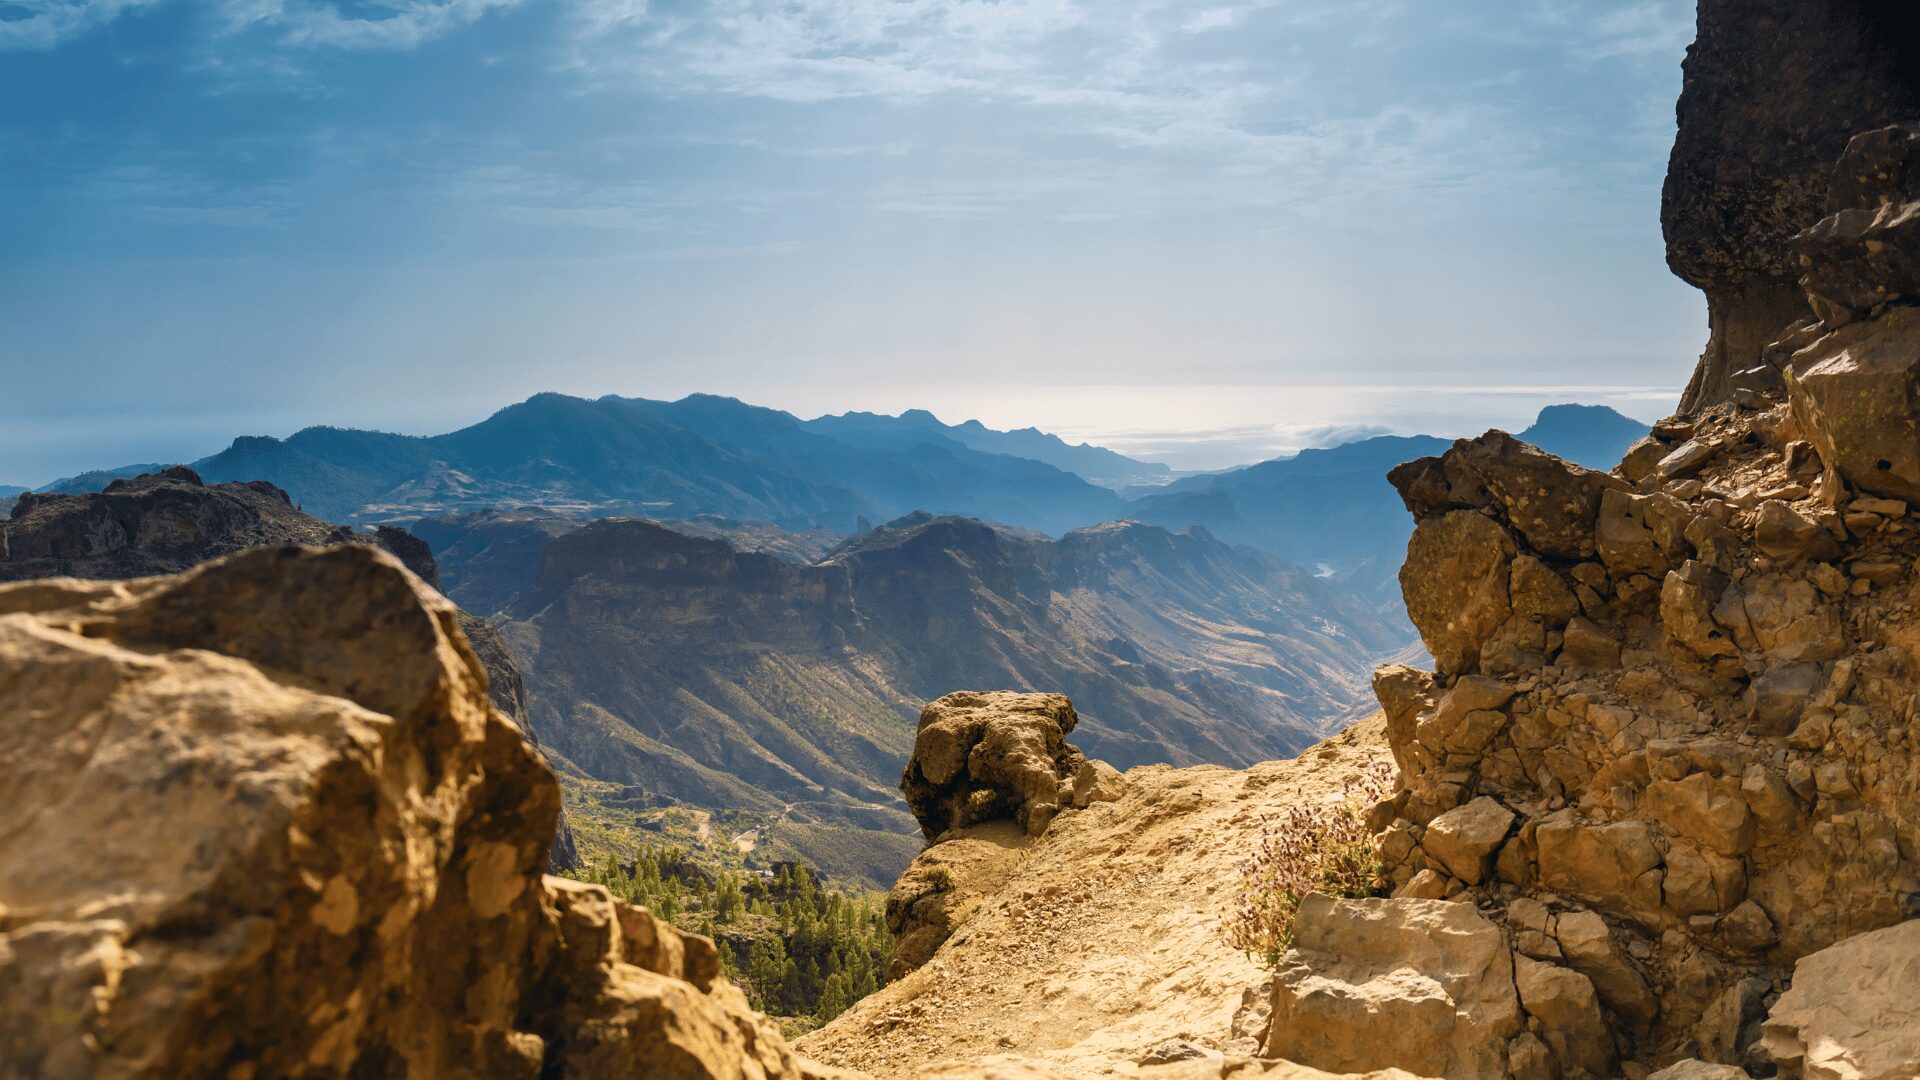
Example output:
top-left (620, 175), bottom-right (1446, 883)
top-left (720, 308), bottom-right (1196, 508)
top-left (1311, 17), bottom-right (1920, 1070)
top-left (1663, 0), bottom-right (1920, 412)
top-left (884, 692), bottom-right (1129, 980)
top-left (902, 691), bottom-right (1109, 841)
top-left (0, 466), bottom-right (579, 870)
top-left (0, 544), bottom-right (846, 1079)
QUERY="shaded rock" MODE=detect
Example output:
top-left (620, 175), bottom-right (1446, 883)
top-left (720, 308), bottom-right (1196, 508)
top-left (1560, 616), bottom-right (1623, 669)
top-left (1761, 918), bottom-right (1920, 1080)
top-left (1513, 956), bottom-right (1614, 1078)
top-left (880, 821), bottom-right (1028, 980)
top-left (1536, 817), bottom-right (1664, 922)
top-left (901, 691), bottom-right (1089, 839)
top-left (1662, 0), bottom-right (1920, 412)
top-left (0, 544), bottom-right (833, 1079)
top-left (1794, 124), bottom-right (1920, 324)
top-left (1555, 909), bottom-right (1657, 1028)
top-left (1663, 562), bottom-right (1742, 662)
top-left (1752, 501), bottom-right (1842, 562)
top-left (1264, 895), bottom-right (1522, 1078)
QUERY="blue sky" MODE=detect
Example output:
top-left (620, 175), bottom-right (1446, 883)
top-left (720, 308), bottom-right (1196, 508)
top-left (0, 0), bottom-right (1702, 482)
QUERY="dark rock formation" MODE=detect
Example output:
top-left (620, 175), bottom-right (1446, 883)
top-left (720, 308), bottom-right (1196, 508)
top-left (0, 466), bottom-right (578, 870)
top-left (1663, 0), bottom-right (1920, 412)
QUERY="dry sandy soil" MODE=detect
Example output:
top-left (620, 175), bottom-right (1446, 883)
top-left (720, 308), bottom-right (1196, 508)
top-left (799, 714), bottom-right (1392, 1078)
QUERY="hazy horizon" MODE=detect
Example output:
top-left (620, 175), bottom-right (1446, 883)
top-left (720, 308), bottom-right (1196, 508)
top-left (3, 383), bottom-right (1671, 488)
top-left (4, 0), bottom-right (1701, 483)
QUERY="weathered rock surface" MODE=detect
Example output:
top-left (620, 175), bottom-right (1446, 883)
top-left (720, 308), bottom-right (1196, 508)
top-left (0, 544), bottom-right (837, 1078)
top-left (0, 466), bottom-right (579, 870)
top-left (901, 691), bottom-right (1104, 841)
top-left (881, 821), bottom-right (1028, 981)
top-left (885, 692), bottom-right (1131, 980)
top-left (1761, 919), bottom-right (1920, 1080)
top-left (1263, 896), bottom-right (1522, 1078)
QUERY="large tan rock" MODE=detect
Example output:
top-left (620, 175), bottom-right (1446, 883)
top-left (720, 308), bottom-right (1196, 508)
top-left (0, 544), bottom-right (837, 1080)
top-left (1761, 919), bottom-right (1920, 1080)
top-left (1421, 797), bottom-right (1514, 885)
top-left (1513, 956), bottom-right (1613, 1078)
top-left (900, 691), bottom-right (1092, 839)
top-left (1788, 306), bottom-right (1920, 502)
top-left (881, 822), bottom-right (1027, 980)
top-left (1264, 896), bottom-right (1522, 1078)
top-left (1397, 510), bottom-right (1515, 676)
top-left (1535, 817), bottom-right (1664, 922)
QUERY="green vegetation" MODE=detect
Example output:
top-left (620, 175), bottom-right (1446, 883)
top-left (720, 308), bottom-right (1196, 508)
top-left (574, 846), bottom-right (893, 1029)
top-left (1223, 761), bottom-right (1394, 970)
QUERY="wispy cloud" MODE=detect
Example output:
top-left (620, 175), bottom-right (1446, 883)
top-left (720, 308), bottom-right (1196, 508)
top-left (217, 0), bottom-right (520, 47)
top-left (0, 0), bottom-right (163, 50)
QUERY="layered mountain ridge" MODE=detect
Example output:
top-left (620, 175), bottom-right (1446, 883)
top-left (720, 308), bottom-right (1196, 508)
top-left (426, 508), bottom-right (1408, 886)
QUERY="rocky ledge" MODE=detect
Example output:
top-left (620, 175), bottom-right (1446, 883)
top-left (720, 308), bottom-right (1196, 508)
top-left (0, 544), bottom-right (842, 1078)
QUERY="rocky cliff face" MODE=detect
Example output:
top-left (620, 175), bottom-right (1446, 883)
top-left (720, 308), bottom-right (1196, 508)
top-left (0, 466), bottom-right (579, 871)
top-left (1349, 103), bottom-right (1920, 1077)
top-left (1663, 0), bottom-right (1920, 412)
top-left (0, 544), bottom-right (847, 1079)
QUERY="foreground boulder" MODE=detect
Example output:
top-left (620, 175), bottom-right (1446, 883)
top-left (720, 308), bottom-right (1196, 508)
top-left (0, 466), bottom-right (579, 870)
top-left (1761, 919), bottom-right (1920, 1080)
top-left (0, 544), bottom-right (841, 1079)
top-left (1263, 896), bottom-right (1524, 1078)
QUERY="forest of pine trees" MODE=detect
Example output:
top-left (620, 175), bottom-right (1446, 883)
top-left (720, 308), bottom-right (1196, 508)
top-left (573, 846), bottom-right (893, 1026)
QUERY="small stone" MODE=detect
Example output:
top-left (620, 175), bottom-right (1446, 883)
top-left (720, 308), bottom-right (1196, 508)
top-left (1658, 439), bottom-right (1719, 481)
top-left (1422, 797), bottom-right (1516, 885)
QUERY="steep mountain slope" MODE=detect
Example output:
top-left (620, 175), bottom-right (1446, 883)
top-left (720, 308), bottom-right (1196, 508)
top-left (429, 511), bottom-right (1408, 886)
top-left (805, 408), bottom-right (1173, 489)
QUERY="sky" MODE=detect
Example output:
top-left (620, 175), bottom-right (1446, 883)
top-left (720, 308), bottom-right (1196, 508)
top-left (0, 0), bottom-right (1704, 483)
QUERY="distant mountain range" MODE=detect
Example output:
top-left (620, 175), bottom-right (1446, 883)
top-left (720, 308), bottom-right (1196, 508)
top-left (4, 397), bottom-right (1649, 886)
top-left (20, 396), bottom-right (1648, 605)
top-left (802, 408), bottom-right (1172, 489)
top-left (1129, 403), bottom-right (1650, 603)
top-left (420, 508), bottom-right (1406, 886)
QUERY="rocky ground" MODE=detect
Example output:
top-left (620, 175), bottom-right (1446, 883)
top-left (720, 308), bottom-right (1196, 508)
top-left (799, 702), bottom-right (1391, 1077)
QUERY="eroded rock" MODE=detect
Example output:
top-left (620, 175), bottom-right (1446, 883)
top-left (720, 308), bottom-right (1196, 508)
top-left (1264, 896), bottom-right (1522, 1078)
top-left (0, 544), bottom-right (835, 1079)
top-left (900, 691), bottom-right (1110, 840)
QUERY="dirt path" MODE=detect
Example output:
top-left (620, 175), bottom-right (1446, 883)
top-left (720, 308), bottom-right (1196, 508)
top-left (798, 714), bottom-right (1391, 1078)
